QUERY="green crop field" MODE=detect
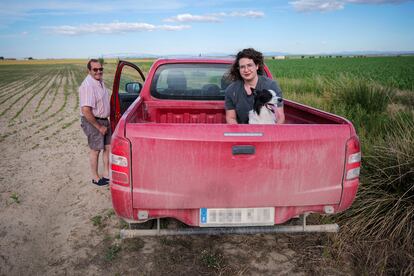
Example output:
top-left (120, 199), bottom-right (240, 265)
top-left (266, 56), bottom-right (414, 90)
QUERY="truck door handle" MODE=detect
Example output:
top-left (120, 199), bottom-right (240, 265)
top-left (232, 145), bottom-right (255, 155)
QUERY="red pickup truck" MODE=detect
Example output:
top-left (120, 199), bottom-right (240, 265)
top-left (109, 58), bottom-right (361, 233)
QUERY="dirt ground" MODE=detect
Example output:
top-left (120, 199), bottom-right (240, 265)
top-left (0, 65), bottom-right (353, 275)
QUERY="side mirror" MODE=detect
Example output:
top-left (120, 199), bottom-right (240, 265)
top-left (125, 82), bottom-right (142, 94)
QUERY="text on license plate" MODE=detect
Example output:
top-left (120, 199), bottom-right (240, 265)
top-left (199, 207), bottom-right (275, 227)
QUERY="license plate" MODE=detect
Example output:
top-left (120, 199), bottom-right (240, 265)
top-left (199, 207), bottom-right (275, 227)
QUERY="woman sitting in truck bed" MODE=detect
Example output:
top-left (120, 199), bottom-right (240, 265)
top-left (225, 48), bottom-right (285, 124)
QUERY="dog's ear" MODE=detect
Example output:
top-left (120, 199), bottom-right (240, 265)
top-left (253, 90), bottom-right (263, 115)
top-left (253, 89), bottom-right (273, 115)
top-left (257, 89), bottom-right (273, 103)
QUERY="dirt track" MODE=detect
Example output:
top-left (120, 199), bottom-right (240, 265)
top-left (0, 64), bottom-right (352, 275)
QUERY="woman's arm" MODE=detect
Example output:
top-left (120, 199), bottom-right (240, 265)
top-left (276, 106), bottom-right (285, 124)
top-left (226, 109), bottom-right (238, 124)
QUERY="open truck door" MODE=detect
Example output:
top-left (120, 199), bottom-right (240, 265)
top-left (110, 60), bottom-right (145, 132)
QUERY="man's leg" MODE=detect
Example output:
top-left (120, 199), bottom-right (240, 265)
top-left (102, 144), bottom-right (110, 178)
top-left (89, 149), bottom-right (101, 181)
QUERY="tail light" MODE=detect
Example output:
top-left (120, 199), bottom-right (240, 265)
top-left (345, 136), bottom-right (361, 180)
top-left (110, 135), bottom-right (131, 186)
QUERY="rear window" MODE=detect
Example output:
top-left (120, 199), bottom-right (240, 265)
top-left (150, 63), bottom-right (231, 100)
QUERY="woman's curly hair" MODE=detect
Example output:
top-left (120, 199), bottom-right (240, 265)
top-left (227, 48), bottom-right (265, 81)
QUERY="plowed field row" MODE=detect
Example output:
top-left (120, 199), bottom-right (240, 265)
top-left (0, 71), bottom-right (53, 108)
top-left (0, 65), bottom-right (82, 144)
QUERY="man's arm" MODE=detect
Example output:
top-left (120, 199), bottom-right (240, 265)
top-left (226, 109), bottom-right (238, 124)
top-left (81, 106), bottom-right (107, 135)
top-left (276, 106), bottom-right (285, 124)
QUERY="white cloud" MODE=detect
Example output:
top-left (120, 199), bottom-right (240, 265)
top-left (44, 22), bottom-right (191, 35)
top-left (164, 10), bottom-right (264, 23)
top-left (164, 13), bottom-right (221, 23)
top-left (227, 11), bottom-right (265, 18)
top-left (290, 0), bottom-right (412, 12)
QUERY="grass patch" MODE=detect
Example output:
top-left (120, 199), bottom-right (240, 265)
top-left (119, 219), bottom-right (129, 229)
top-left (91, 209), bottom-right (116, 229)
top-left (91, 215), bottom-right (103, 228)
top-left (328, 77), bottom-right (394, 114)
top-left (323, 77), bottom-right (396, 140)
top-left (105, 209), bottom-right (115, 218)
top-left (199, 248), bottom-right (225, 271)
top-left (334, 114), bottom-right (414, 274)
top-left (105, 244), bottom-right (121, 261)
top-left (10, 192), bottom-right (20, 204)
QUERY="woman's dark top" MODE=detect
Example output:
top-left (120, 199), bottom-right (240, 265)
top-left (224, 75), bottom-right (283, 124)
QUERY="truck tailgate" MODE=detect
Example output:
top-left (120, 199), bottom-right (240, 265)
top-left (126, 124), bottom-right (350, 209)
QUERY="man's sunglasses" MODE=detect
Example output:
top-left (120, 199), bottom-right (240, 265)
top-left (92, 68), bottom-right (104, 72)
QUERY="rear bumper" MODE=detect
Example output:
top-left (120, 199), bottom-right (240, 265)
top-left (134, 205), bottom-right (339, 226)
top-left (111, 187), bottom-right (342, 226)
top-left (110, 181), bottom-right (358, 226)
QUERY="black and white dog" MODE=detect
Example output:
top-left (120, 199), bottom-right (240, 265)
top-left (248, 89), bottom-right (283, 124)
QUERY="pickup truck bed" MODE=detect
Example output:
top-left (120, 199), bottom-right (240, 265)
top-left (130, 99), bottom-right (344, 125)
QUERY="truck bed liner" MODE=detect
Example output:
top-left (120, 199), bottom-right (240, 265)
top-left (129, 100), bottom-right (347, 125)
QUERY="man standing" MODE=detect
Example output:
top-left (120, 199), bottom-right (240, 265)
top-left (79, 59), bottom-right (111, 186)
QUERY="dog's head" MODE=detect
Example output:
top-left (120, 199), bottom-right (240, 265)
top-left (253, 89), bottom-right (282, 115)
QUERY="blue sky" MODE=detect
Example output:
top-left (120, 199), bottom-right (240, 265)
top-left (1, 0), bottom-right (413, 58)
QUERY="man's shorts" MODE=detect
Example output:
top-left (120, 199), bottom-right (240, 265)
top-left (81, 116), bottom-right (111, 151)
